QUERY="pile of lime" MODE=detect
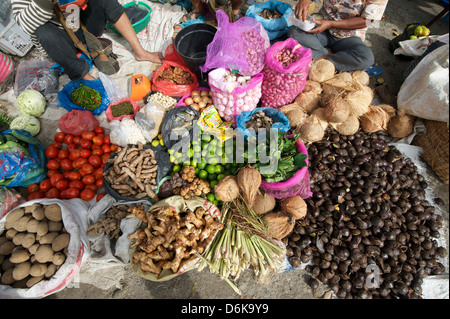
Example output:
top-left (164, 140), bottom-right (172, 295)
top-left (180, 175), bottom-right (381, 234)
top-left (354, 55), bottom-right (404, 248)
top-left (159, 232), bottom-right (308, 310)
top-left (410, 25), bottom-right (431, 39)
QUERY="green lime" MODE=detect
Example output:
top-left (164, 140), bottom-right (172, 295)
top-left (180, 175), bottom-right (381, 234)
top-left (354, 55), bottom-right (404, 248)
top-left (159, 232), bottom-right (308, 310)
top-left (209, 138), bottom-right (218, 146)
top-left (214, 165), bottom-right (224, 174)
top-left (190, 160), bottom-right (197, 168)
top-left (187, 148), bottom-right (194, 158)
top-left (208, 157), bottom-right (220, 165)
top-left (195, 167), bottom-right (199, 175)
top-left (193, 145), bottom-right (202, 153)
top-left (224, 163), bottom-right (232, 170)
top-left (213, 199), bottom-right (220, 206)
top-left (207, 193), bottom-right (215, 202)
top-left (208, 173), bottom-right (217, 181)
top-left (198, 159), bottom-right (207, 170)
top-left (174, 151), bottom-right (183, 158)
top-left (202, 134), bottom-right (212, 142)
top-left (172, 164), bottom-right (181, 173)
top-left (210, 180), bottom-right (218, 189)
top-left (217, 174), bottom-right (225, 181)
top-left (206, 164), bottom-right (216, 174)
top-left (199, 170), bottom-right (208, 180)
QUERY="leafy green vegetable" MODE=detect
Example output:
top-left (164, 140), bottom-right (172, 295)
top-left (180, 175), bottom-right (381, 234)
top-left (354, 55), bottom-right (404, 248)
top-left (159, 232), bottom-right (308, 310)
top-left (9, 114), bottom-right (40, 136)
top-left (70, 85), bottom-right (102, 111)
top-left (16, 89), bottom-right (47, 117)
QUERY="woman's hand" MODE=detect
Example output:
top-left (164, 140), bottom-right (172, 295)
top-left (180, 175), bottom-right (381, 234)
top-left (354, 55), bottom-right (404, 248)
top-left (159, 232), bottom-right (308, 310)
top-left (307, 19), bottom-right (334, 34)
top-left (295, 0), bottom-right (310, 21)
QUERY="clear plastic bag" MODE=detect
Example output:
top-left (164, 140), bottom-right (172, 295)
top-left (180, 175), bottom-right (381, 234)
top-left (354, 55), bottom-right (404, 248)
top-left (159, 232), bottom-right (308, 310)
top-left (14, 59), bottom-right (59, 96)
top-left (135, 101), bottom-right (166, 142)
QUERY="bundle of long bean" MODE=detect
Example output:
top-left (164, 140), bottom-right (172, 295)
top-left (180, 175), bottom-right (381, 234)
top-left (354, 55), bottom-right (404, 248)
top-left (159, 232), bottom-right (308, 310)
top-left (198, 196), bottom-right (286, 291)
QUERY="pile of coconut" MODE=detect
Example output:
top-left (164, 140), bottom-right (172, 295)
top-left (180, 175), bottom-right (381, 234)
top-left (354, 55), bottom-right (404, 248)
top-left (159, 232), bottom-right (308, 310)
top-left (279, 59), bottom-right (415, 143)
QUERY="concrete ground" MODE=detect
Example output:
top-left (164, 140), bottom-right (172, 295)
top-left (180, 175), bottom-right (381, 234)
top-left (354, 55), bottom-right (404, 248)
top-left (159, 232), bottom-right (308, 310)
top-left (0, 0), bottom-right (448, 300)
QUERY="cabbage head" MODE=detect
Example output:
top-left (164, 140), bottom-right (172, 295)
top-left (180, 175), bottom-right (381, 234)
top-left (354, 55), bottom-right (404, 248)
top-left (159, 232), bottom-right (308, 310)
top-left (10, 114), bottom-right (41, 136)
top-left (16, 89), bottom-right (47, 117)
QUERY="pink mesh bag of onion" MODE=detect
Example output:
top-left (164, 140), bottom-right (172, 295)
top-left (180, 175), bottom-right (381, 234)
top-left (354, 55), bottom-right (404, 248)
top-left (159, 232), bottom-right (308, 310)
top-left (259, 137), bottom-right (313, 200)
top-left (261, 38), bottom-right (312, 108)
top-left (200, 10), bottom-right (270, 76)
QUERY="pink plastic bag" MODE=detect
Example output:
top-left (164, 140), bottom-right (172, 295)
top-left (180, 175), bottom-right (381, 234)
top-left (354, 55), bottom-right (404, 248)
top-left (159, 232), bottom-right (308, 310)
top-left (200, 10), bottom-right (270, 76)
top-left (105, 97), bottom-right (140, 122)
top-left (261, 38), bottom-right (312, 108)
top-left (259, 137), bottom-right (312, 200)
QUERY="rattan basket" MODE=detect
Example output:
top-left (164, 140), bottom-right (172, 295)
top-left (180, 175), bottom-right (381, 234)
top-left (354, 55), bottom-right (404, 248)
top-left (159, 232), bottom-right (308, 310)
top-left (413, 120), bottom-right (449, 184)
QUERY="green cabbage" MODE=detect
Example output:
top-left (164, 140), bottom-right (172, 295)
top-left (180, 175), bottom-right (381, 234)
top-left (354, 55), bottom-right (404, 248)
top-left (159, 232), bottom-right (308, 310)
top-left (10, 114), bottom-right (41, 136)
top-left (16, 89), bottom-right (47, 117)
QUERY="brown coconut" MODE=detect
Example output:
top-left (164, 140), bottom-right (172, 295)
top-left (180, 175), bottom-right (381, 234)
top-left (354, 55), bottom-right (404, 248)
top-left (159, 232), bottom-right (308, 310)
top-left (294, 91), bottom-right (321, 114)
top-left (324, 96), bottom-right (351, 124)
top-left (322, 73), bottom-right (355, 96)
top-left (281, 196), bottom-right (308, 220)
top-left (303, 80), bottom-right (323, 95)
top-left (262, 212), bottom-right (295, 240)
top-left (297, 114), bottom-right (326, 143)
top-left (252, 191), bottom-right (276, 215)
top-left (332, 115), bottom-right (360, 135)
top-left (309, 59), bottom-right (335, 82)
top-left (360, 105), bottom-right (390, 133)
top-left (214, 175), bottom-right (240, 202)
top-left (387, 109), bottom-right (415, 138)
top-left (236, 167), bottom-right (261, 206)
top-left (311, 107), bottom-right (329, 130)
top-left (377, 104), bottom-right (397, 117)
top-left (345, 81), bottom-right (374, 117)
top-left (279, 103), bottom-right (308, 128)
top-left (352, 70), bottom-right (370, 86)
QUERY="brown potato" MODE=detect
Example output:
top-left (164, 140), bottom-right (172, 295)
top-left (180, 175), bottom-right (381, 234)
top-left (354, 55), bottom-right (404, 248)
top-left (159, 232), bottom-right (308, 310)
top-left (48, 221), bottom-right (62, 232)
top-left (31, 207), bottom-right (45, 221)
top-left (44, 204), bottom-right (62, 222)
top-left (21, 233), bottom-right (36, 249)
top-left (12, 261), bottom-right (31, 281)
top-left (0, 268), bottom-right (15, 285)
top-left (26, 275), bottom-right (44, 288)
top-left (26, 218), bottom-right (40, 233)
top-left (35, 245), bottom-right (53, 263)
top-left (5, 208), bottom-right (25, 225)
top-left (5, 228), bottom-right (18, 240)
top-left (30, 263), bottom-right (48, 277)
top-left (52, 234), bottom-right (70, 252)
top-left (37, 220), bottom-right (49, 237)
top-left (52, 252), bottom-right (66, 266)
top-left (13, 215), bottom-right (31, 232)
top-left (24, 203), bottom-right (42, 214)
top-left (2, 258), bottom-right (14, 271)
top-left (9, 248), bottom-right (30, 263)
top-left (39, 232), bottom-right (59, 245)
top-left (12, 232), bottom-right (26, 246)
top-left (45, 263), bottom-right (57, 278)
top-left (28, 243), bottom-right (40, 255)
top-left (0, 240), bottom-right (15, 255)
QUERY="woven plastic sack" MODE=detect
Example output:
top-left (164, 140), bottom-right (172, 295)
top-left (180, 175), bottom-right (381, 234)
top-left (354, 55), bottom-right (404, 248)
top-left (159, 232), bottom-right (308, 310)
top-left (57, 79), bottom-right (110, 115)
top-left (151, 61), bottom-right (199, 97)
top-left (58, 109), bottom-right (100, 136)
top-left (200, 10), bottom-right (270, 76)
top-left (209, 69), bottom-right (263, 124)
top-left (259, 137), bottom-right (312, 200)
top-left (261, 38), bottom-right (312, 108)
top-left (236, 106), bottom-right (290, 139)
top-left (245, 0), bottom-right (293, 40)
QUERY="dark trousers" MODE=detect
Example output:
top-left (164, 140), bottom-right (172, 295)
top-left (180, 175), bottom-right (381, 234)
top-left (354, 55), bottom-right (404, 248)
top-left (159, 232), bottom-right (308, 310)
top-left (287, 26), bottom-right (375, 72)
top-left (35, 0), bottom-right (124, 81)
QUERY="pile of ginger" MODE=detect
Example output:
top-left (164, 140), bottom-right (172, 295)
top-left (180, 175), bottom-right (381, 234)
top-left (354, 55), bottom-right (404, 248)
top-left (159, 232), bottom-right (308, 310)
top-left (128, 205), bottom-right (223, 275)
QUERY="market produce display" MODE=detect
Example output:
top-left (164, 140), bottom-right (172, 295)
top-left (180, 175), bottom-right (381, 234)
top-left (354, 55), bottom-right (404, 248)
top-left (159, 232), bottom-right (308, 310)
top-left (156, 65), bottom-right (195, 86)
top-left (87, 204), bottom-right (132, 240)
top-left (70, 85), bottom-right (102, 111)
top-left (0, 203), bottom-right (70, 288)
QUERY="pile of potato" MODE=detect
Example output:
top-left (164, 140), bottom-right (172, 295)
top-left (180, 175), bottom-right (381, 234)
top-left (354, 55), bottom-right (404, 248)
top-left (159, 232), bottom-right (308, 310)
top-left (0, 203), bottom-right (70, 288)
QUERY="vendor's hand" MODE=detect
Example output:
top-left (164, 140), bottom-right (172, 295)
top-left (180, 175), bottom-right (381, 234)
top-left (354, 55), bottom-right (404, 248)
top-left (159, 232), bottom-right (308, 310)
top-left (307, 19), bottom-right (334, 34)
top-left (295, 0), bottom-right (310, 21)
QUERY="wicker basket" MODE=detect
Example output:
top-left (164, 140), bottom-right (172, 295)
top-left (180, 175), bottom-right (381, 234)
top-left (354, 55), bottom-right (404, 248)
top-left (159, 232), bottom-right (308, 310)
top-left (413, 120), bottom-right (449, 184)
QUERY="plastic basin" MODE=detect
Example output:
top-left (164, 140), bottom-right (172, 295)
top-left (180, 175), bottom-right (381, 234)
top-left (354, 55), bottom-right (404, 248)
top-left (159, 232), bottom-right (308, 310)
top-left (108, 1), bottom-right (152, 36)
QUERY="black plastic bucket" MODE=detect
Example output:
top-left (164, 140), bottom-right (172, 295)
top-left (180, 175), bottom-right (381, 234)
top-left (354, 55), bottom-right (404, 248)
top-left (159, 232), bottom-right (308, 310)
top-left (174, 23), bottom-right (217, 86)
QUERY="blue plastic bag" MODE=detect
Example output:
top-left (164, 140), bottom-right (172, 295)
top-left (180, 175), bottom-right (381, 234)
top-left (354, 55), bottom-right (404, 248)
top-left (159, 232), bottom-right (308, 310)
top-left (245, 0), bottom-right (293, 40)
top-left (57, 79), bottom-right (110, 116)
top-left (0, 129), bottom-right (47, 187)
top-left (236, 107), bottom-right (290, 139)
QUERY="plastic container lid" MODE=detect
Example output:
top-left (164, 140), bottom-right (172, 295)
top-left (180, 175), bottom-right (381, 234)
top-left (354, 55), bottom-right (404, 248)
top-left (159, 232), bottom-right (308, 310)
top-left (288, 12), bottom-right (316, 32)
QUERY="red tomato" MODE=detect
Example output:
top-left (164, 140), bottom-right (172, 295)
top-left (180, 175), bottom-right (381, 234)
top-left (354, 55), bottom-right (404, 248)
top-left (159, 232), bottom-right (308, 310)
top-left (69, 180), bottom-right (84, 189)
top-left (60, 189), bottom-right (68, 199)
top-left (80, 149), bottom-right (92, 158)
top-left (45, 146), bottom-right (59, 159)
top-left (39, 179), bottom-right (52, 191)
top-left (50, 173), bottom-right (64, 187)
top-left (73, 157), bottom-right (87, 169)
top-left (69, 149), bottom-right (82, 161)
top-left (81, 131), bottom-right (95, 140)
top-left (57, 149), bottom-right (69, 160)
top-left (95, 178), bottom-right (104, 188)
top-left (80, 139), bottom-right (92, 149)
top-left (92, 136), bottom-right (104, 145)
top-left (80, 188), bottom-right (96, 201)
top-left (67, 143), bottom-right (77, 152)
top-left (27, 184), bottom-right (40, 194)
top-left (79, 169), bottom-right (87, 177)
top-left (66, 187), bottom-right (80, 198)
top-left (47, 169), bottom-right (60, 178)
top-left (88, 155), bottom-right (102, 167)
top-left (63, 134), bottom-right (75, 145)
top-left (84, 184), bottom-right (98, 193)
top-left (49, 142), bottom-right (62, 149)
top-left (92, 148), bottom-right (103, 157)
top-left (46, 159), bottom-right (60, 170)
top-left (103, 134), bottom-right (111, 145)
top-left (101, 144), bottom-right (111, 154)
top-left (81, 174), bottom-right (95, 185)
top-left (96, 193), bottom-right (106, 201)
top-left (27, 191), bottom-right (45, 201)
top-left (46, 188), bottom-right (60, 199)
top-left (67, 171), bottom-right (82, 181)
top-left (55, 179), bottom-right (69, 191)
top-left (101, 153), bottom-right (111, 165)
top-left (80, 163), bottom-right (94, 175)
top-left (73, 136), bottom-right (82, 145)
top-left (91, 143), bottom-right (101, 151)
top-left (94, 126), bottom-right (105, 135)
top-left (63, 171), bottom-right (71, 180)
top-left (60, 159), bottom-right (73, 171)
top-left (54, 132), bottom-right (66, 143)
top-left (110, 144), bottom-right (119, 152)
top-left (93, 167), bottom-right (104, 180)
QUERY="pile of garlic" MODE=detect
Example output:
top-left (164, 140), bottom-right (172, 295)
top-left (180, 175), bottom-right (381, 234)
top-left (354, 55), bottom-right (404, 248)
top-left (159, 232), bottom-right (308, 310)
top-left (147, 92), bottom-right (177, 110)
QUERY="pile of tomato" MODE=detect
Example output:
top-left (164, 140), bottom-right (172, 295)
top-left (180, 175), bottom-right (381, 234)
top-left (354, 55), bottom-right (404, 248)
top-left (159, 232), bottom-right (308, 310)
top-left (27, 126), bottom-right (119, 201)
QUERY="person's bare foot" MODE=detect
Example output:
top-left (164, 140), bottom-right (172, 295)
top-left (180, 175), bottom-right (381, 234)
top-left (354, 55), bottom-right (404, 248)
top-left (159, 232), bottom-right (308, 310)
top-left (135, 50), bottom-right (163, 64)
top-left (82, 73), bottom-right (96, 81)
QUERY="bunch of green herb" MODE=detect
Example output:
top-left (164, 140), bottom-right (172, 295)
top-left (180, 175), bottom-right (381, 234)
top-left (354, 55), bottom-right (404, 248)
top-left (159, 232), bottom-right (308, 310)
top-left (111, 101), bottom-right (134, 117)
top-left (0, 112), bottom-right (16, 131)
top-left (70, 85), bottom-right (102, 111)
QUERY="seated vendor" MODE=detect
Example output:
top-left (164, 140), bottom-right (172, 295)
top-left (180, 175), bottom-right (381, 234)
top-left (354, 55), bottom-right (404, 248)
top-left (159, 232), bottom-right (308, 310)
top-left (11, 0), bottom-right (163, 81)
top-left (288, 0), bottom-right (388, 72)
